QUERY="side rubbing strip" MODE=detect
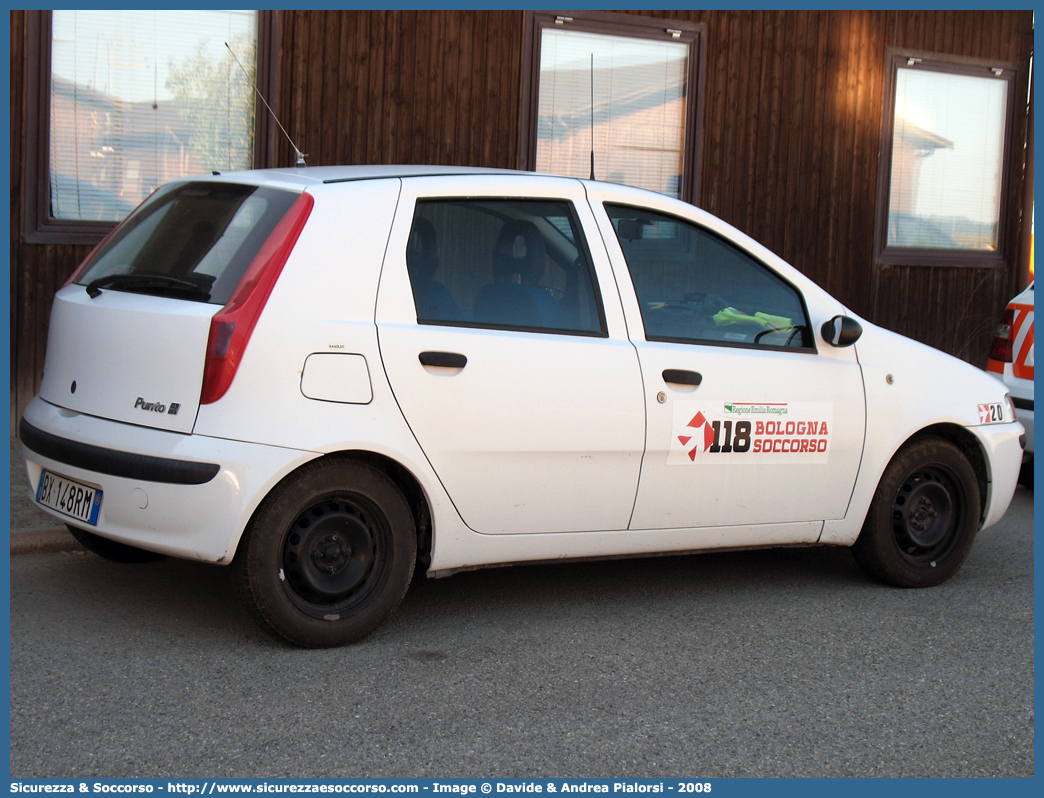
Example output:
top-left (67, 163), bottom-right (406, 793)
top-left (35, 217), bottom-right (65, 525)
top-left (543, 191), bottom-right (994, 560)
top-left (19, 419), bottom-right (220, 485)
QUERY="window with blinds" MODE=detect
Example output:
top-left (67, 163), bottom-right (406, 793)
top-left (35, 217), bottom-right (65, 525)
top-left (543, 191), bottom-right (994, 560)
top-left (49, 10), bottom-right (258, 223)
top-left (522, 13), bottom-right (704, 204)
top-left (537, 28), bottom-right (689, 199)
top-left (888, 67), bottom-right (1008, 251)
top-left (877, 48), bottom-right (1021, 268)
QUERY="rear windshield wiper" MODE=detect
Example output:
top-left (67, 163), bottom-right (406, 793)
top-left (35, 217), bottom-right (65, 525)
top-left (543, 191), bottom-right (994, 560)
top-left (85, 273), bottom-right (212, 301)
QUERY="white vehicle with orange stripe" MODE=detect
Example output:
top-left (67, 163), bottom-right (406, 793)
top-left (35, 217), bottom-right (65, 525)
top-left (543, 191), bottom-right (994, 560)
top-left (987, 282), bottom-right (1034, 485)
top-left (18, 166), bottom-right (1027, 646)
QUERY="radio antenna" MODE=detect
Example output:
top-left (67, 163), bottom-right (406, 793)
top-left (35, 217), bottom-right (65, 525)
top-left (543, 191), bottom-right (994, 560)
top-left (225, 42), bottom-right (308, 167)
top-left (589, 53), bottom-right (596, 181)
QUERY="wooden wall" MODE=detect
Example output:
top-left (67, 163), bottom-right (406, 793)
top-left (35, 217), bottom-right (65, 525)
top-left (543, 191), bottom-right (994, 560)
top-left (278, 10), bottom-right (523, 168)
top-left (626, 9), bottom-right (1032, 363)
top-left (10, 10), bottom-right (1034, 433)
top-left (266, 7), bottom-right (1036, 366)
top-left (9, 10), bottom-right (97, 434)
top-left (872, 12), bottom-right (1033, 362)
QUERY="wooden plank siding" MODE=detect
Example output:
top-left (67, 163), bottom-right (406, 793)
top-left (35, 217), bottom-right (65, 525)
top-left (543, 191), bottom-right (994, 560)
top-left (9, 10), bottom-right (97, 434)
top-left (276, 10), bottom-right (523, 168)
top-left (9, 9), bottom-right (1033, 434)
top-left (869, 10), bottom-right (1034, 363)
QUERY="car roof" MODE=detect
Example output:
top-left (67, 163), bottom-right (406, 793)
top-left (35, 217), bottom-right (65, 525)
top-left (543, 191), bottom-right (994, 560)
top-left (204, 164), bottom-right (532, 189)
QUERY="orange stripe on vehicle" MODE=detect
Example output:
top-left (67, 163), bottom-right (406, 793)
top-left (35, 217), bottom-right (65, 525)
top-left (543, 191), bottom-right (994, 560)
top-left (1011, 306), bottom-right (1030, 340)
top-left (1014, 321), bottom-right (1034, 380)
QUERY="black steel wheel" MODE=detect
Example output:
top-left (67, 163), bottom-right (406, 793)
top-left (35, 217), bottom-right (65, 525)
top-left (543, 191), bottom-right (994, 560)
top-left (66, 524), bottom-right (167, 563)
top-left (281, 494), bottom-right (395, 614)
top-left (231, 459), bottom-right (415, 647)
top-left (852, 438), bottom-right (981, 588)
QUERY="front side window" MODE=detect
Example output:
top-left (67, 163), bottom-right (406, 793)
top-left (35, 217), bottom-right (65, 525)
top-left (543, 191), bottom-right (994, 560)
top-left (877, 48), bottom-right (1021, 267)
top-left (520, 12), bottom-right (705, 203)
top-left (407, 199), bottom-right (607, 336)
top-left (26, 10), bottom-right (274, 243)
top-left (605, 204), bottom-right (812, 350)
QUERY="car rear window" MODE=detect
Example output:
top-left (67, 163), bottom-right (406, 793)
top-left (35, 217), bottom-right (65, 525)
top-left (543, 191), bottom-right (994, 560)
top-left (76, 181), bottom-right (301, 305)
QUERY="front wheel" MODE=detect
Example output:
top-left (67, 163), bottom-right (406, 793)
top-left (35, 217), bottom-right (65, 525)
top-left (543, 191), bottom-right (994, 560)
top-left (852, 438), bottom-right (981, 588)
top-left (231, 459), bottom-right (416, 647)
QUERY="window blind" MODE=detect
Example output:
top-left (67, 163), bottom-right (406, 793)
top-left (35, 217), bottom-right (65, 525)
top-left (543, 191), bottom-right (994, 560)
top-left (888, 67), bottom-right (1008, 251)
top-left (49, 10), bottom-right (258, 222)
top-left (536, 28), bottom-right (689, 199)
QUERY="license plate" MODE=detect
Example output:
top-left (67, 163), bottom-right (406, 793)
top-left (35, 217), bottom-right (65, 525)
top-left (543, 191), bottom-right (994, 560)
top-left (36, 469), bottom-right (102, 526)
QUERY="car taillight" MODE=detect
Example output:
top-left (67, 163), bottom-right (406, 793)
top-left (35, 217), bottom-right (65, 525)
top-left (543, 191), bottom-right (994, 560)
top-left (988, 308), bottom-right (1016, 363)
top-left (200, 191), bottom-right (314, 405)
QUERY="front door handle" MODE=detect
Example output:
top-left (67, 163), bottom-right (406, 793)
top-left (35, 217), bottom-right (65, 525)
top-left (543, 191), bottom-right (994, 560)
top-left (419, 351), bottom-right (468, 369)
top-left (662, 369), bottom-right (702, 386)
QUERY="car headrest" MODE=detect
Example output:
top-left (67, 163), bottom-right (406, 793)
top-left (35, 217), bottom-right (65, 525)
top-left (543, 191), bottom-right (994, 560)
top-left (492, 220), bottom-right (546, 285)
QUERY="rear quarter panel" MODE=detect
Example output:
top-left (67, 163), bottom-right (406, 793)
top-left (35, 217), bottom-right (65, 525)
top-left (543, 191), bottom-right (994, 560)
top-left (192, 178), bottom-right (465, 547)
top-left (194, 178), bottom-right (402, 449)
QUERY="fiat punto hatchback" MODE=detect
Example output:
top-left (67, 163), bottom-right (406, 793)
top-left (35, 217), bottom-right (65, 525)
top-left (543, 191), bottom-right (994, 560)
top-left (21, 166), bottom-right (1025, 646)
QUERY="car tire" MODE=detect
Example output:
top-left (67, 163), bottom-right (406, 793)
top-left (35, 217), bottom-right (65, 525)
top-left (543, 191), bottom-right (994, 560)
top-left (65, 524), bottom-right (167, 563)
top-left (852, 438), bottom-right (981, 588)
top-left (231, 459), bottom-right (416, 647)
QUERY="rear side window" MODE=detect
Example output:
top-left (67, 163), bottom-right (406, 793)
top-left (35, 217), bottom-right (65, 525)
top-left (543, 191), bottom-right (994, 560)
top-left (407, 199), bottom-right (607, 336)
top-left (76, 182), bottom-right (301, 305)
top-left (605, 204), bottom-right (813, 350)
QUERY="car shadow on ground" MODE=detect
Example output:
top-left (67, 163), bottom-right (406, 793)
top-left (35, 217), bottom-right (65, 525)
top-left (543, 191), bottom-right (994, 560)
top-left (18, 539), bottom-right (869, 649)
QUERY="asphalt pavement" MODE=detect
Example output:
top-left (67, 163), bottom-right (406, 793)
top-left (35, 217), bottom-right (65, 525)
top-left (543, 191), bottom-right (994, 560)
top-left (7, 434), bottom-right (1035, 778)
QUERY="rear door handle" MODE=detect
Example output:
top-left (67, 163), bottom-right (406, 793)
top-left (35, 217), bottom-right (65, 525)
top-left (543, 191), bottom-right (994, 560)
top-left (662, 369), bottom-right (702, 386)
top-left (419, 351), bottom-right (468, 369)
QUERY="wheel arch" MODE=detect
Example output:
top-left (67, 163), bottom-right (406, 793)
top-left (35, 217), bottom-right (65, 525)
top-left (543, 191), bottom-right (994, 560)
top-left (893, 423), bottom-right (989, 525)
top-left (850, 428), bottom-right (986, 588)
top-left (233, 449), bottom-right (434, 573)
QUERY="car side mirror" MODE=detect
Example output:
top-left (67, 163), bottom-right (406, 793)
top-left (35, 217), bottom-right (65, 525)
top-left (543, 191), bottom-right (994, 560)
top-left (821, 315), bottom-right (862, 347)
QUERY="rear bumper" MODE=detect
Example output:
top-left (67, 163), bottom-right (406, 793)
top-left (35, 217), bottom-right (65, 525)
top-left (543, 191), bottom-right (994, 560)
top-left (20, 396), bottom-right (316, 562)
top-left (20, 418), bottom-right (220, 485)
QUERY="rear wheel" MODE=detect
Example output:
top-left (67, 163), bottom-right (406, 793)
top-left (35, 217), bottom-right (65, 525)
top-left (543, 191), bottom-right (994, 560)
top-left (852, 438), bottom-right (981, 588)
top-left (66, 524), bottom-right (167, 563)
top-left (231, 459), bottom-right (415, 647)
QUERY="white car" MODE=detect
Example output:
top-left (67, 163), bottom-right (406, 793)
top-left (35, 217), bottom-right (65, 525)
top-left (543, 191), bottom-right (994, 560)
top-left (987, 282), bottom-right (1033, 486)
top-left (20, 166), bottom-right (1025, 647)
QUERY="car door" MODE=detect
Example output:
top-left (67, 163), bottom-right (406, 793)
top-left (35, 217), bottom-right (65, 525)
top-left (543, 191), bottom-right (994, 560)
top-left (590, 194), bottom-right (866, 534)
top-left (375, 175), bottom-right (646, 535)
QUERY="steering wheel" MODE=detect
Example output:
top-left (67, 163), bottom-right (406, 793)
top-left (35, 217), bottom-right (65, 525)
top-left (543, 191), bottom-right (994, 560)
top-left (754, 326), bottom-right (806, 347)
